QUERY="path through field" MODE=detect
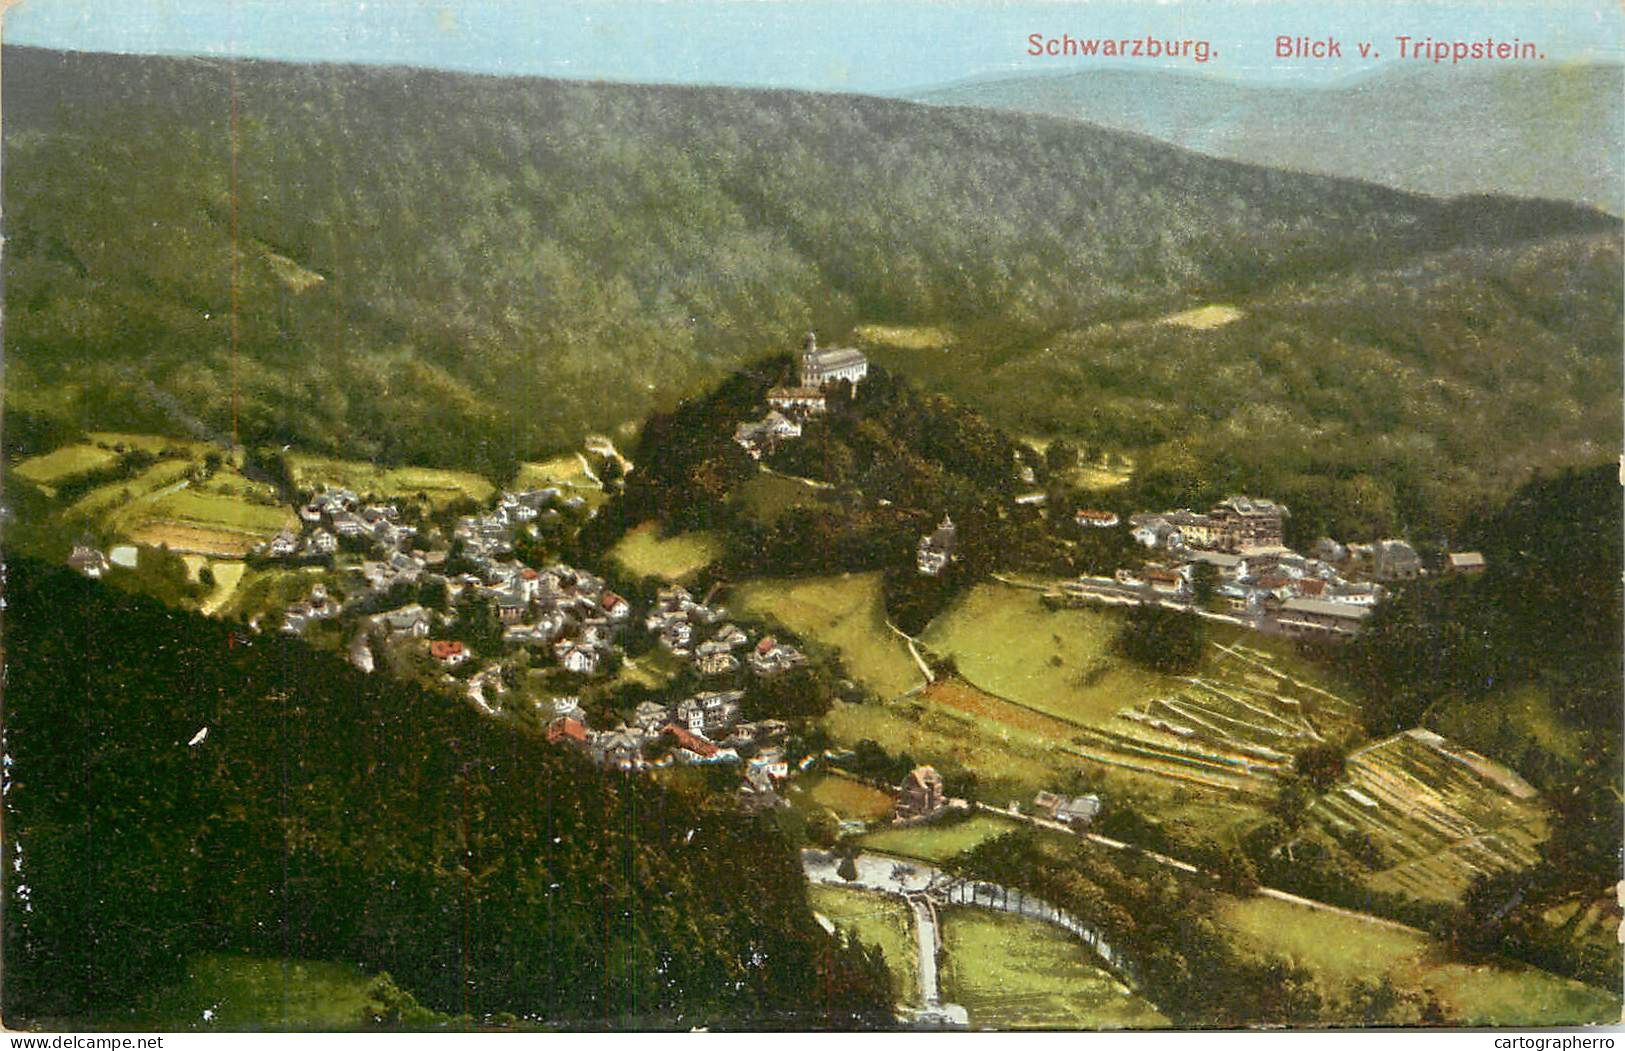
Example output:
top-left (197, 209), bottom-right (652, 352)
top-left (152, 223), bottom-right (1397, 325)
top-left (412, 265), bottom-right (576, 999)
top-left (908, 897), bottom-right (942, 1008)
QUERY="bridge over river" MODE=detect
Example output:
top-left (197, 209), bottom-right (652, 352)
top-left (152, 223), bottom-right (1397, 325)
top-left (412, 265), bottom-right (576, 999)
top-left (802, 849), bottom-right (1147, 1028)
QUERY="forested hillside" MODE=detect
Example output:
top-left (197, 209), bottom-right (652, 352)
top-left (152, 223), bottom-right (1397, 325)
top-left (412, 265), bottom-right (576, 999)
top-left (875, 233), bottom-right (1622, 536)
top-left (4, 45), bottom-right (1615, 478)
top-left (2, 559), bottom-right (893, 1029)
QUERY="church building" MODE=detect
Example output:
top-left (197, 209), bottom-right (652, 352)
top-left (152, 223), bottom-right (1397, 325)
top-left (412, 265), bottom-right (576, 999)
top-left (798, 331), bottom-right (868, 389)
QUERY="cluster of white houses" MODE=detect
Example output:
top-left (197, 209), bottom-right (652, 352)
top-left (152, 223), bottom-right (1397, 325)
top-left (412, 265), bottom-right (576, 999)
top-left (243, 473), bottom-right (632, 699)
top-left (261, 473), bottom-right (819, 800)
top-left (546, 691), bottom-right (795, 800)
top-left (645, 583), bottom-right (807, 678)
top-left (1066, 495), bottom-right (1487, 639)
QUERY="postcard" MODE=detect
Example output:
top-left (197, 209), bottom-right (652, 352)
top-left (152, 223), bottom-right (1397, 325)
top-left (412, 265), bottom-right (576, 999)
top-left (1, 0), bottom-right (1620, 1035)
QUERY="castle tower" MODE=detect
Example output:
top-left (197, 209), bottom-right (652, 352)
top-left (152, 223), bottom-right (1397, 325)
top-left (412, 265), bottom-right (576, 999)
top-left (799, 331), bottom-right (819, 387)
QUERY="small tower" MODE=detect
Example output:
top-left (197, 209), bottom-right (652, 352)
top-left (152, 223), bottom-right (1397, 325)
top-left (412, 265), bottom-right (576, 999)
top-left (799, 331), bottom-right (820, 388)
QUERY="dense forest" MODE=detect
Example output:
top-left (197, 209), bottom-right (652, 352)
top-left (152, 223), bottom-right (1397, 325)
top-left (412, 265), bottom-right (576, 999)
top-left (5, 45), bottom-right (1618, 498)
top-left (2, 558), bottom-right (894, 1029)
top-left (877, 233), bottom-right (1622, 539)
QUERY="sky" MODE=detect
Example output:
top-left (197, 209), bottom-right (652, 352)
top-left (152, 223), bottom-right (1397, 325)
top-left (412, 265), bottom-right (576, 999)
top-left (4, 0), bottom-right (1622, 93)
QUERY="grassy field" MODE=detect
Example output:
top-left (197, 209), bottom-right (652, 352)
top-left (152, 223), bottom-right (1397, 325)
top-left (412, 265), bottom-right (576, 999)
top-left (825, 700), bottom-right (1065, 806)
top-left (858, 813), bottom-right (1022, 863)
top-left (132, 488), bottom-right (294, 534)
top-left (732, 470), bottom-right (830, 524)
top-left (1158, 303), bottom-right (1244, 330)
top-left (11, 442), bottom-right (119, 485)
top-left (807, 884), bottom-right (919, 1007)
top-left (854, 323), bottom-right (955, 352)
top-left (286, 452), bottom-right (494, 509)
top-left (515, 453), bottom-right (596, 488)
top-left (51, 954), bottom-right (378, 1031)
top-left (799, 773), bottom-right (897, 823)
top-left (201, 561), bottom-right (248, 616)
top-left (608, 521), bottom-right (724, 582)
top-left (513, 454), bottom-right (608, 509)
top-left (919, 583), bottom-right (1173, 727)
top-left (180, 555), bottom-right (249, 611)
top-left (938, 909), bottom-right (1166, 1030)
top-left (1218, 896), bottom-right (1621, 1027)
top-left (108, 476), bottom-right (298, 557)
top-left (732, 573), bottom-right (923, 700)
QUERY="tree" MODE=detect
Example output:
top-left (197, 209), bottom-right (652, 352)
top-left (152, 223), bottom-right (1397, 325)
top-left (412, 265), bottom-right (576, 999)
top-left (419, 577), bottom-right (450, 612)
top-left (1115, 605), bottom-right (1206, 674)
top-left (448, 592), bottom-right (503, 656)
top-left (744, 666), bottom-right (835, 721)
top-left (1190, 561), bottom-right (1219, 610)
top-left (806, 807), bottom-right (841, 849)
top-left (1270, 778), bottom-right (1313, 831)
top-left (1293, 743), bottom-right (1346, 792)
top-left (1045, 438), bottom-right (1079, 474)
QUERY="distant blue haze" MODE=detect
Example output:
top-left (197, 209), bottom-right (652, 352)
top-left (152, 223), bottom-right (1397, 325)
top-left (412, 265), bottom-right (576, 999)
top-left (6, 0), bottom-right (1622, 93)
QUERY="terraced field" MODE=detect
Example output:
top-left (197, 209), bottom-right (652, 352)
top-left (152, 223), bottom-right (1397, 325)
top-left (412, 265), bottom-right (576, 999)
top-left (1315, 729), bottom-right (1548, 903)
top-left (1068, 646), bottom-right (1365, 801)
top-left (1544, 894), bottom-right (1624, 969)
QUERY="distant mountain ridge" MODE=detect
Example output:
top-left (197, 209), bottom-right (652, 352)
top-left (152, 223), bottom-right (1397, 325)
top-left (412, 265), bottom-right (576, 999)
top-left (2, 45), bottom-right (1616, 481)
top-left (907, 63), bottom-right (1624, 215)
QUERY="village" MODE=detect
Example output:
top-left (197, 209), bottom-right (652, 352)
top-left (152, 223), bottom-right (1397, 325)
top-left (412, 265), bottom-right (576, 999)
top-left (59, 330), bottom-right (1493, 807)
top-left (244, 478), bottom-right (837, 797)
top-left (53, 328), bottom-right (1501, 820)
